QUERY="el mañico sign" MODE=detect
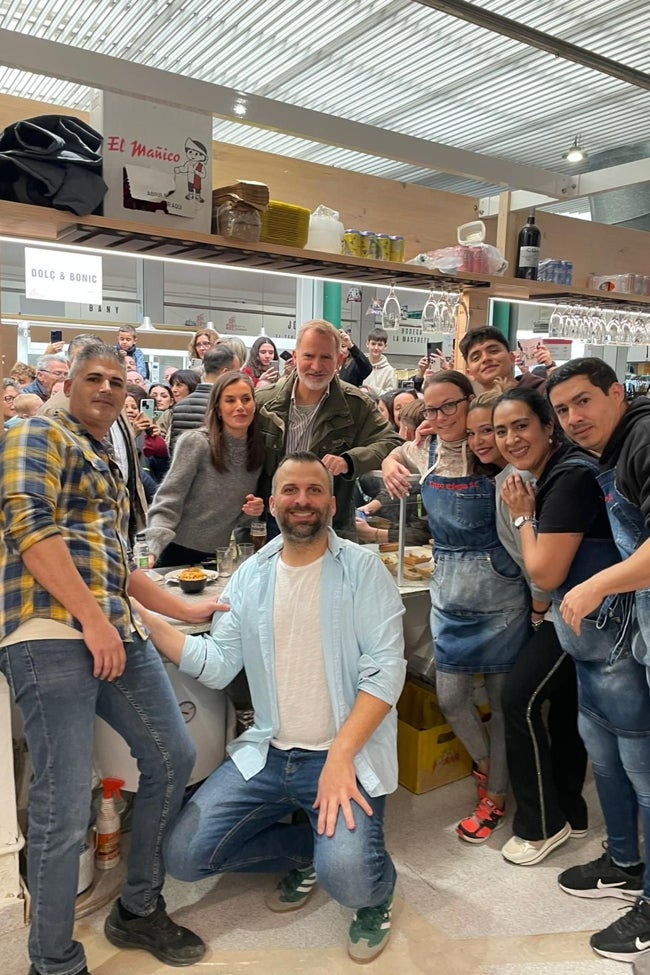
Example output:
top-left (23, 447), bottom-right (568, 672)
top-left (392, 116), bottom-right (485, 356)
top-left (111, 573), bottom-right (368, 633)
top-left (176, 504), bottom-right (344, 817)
top-left (25, 248), bottom-right (103, 304)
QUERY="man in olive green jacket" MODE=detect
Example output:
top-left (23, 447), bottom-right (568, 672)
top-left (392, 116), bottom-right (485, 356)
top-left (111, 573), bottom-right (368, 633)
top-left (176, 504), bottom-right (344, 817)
top-left (256, 320), bottom-right (400, 539)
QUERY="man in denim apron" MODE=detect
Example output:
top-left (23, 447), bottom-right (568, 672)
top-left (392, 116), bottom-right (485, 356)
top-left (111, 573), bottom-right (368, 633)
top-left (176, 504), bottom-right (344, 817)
top-left (548, 357), bottom-right (650, 964)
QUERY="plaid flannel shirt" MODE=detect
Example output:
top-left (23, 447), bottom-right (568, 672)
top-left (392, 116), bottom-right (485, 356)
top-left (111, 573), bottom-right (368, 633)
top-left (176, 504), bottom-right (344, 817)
top-left (0, 412), bottom-right (138, 643)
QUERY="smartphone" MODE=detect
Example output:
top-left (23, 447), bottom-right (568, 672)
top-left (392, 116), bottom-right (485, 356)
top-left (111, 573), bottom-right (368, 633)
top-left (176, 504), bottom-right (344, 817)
top-left (190, 357), bottom-right (203, 372)
top-left (269, 359), bottom-right (280, 374)
top-left (279, 350), bottom-right (293, 361)
top-left (427, 340), bottom-right (443, 373)
top-left (153, 409), bottom-right (164, 422)
top-left (50, 329), bottom-right (63, 343)
top-left (140, 398), bottom-right (155, 420)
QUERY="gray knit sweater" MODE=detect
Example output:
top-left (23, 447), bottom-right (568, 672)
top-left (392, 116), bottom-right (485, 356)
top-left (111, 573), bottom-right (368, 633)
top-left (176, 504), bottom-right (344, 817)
top-left (146, 429), bottom-right (261, 559)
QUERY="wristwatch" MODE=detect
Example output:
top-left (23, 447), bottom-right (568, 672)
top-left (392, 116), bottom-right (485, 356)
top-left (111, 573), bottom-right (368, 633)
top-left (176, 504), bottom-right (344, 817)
top-left (513, 514), bottom-right (535, 530)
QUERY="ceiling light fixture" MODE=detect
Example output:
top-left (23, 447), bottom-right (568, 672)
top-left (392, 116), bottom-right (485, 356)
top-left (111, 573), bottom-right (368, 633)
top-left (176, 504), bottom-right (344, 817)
top-left (562, 136), bottom-right (587, 164)
top-left (232, 98), bottom-right (247, 118)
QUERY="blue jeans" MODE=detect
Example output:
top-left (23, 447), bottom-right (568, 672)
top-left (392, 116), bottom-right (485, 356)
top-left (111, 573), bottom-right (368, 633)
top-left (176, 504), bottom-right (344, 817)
top-left (578, 709), bottom-right (650, 898)
top-left (0, 635), bottom-right (195, 975)
top-left (165, 746), bottom-right (395, 910)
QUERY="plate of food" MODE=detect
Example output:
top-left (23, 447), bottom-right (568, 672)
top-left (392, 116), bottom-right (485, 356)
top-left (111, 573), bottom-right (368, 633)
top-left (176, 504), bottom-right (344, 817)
top-left (165, 568), bottom-right (218, 585)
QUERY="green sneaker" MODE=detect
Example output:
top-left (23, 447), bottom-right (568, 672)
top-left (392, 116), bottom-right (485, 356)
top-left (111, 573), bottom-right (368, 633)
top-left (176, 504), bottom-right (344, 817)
top-left (266, 866), bottom-right (318, 913)
top-left (347, 894), bottom-right (393, 963)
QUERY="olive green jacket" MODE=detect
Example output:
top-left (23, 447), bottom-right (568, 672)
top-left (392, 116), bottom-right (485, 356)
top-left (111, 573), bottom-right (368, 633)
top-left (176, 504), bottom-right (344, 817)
top-left (256, 374), bottom-right (400, 537)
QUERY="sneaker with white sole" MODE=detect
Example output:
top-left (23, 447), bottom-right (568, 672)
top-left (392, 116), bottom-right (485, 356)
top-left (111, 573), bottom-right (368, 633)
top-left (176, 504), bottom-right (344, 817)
top-left (266, 866), bottom-right (317, 913)
top-left (558, 846), bottom-right (644, 901)
top-left (457, 797), bottom-right (505, 844)
top-left (502, 822), bottom-right (571, 866)
top-left (591, 898), bottom-right (650, 961)
top-left (347, 894), bottom-right (393, 963)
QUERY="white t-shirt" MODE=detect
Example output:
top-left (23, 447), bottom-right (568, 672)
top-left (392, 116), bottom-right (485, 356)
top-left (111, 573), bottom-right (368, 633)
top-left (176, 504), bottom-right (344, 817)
top-left (271, 555), bottom-right (336, 750)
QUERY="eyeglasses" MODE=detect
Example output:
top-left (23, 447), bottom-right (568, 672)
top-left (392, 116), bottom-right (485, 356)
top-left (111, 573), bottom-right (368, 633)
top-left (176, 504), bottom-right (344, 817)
top-left (3, 395), bottom-right (16, 403)
top-left (44, 370), bottom-right (68, 378)
top-left (422, 397), bottom-right (468, 418)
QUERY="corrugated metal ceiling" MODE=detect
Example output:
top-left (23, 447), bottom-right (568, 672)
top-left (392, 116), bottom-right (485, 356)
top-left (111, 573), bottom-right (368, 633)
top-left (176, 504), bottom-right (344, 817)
top-left (0, 0), bottom-right (647, 211)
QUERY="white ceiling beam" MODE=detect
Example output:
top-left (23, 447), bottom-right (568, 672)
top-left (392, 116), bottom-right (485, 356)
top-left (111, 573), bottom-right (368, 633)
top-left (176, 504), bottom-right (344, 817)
top-left (576, 159), bottom-right (650, 197)
top-left (0, 27), bottom-right (574, 199)
top-left (479, 158), bottom-right (650, 215)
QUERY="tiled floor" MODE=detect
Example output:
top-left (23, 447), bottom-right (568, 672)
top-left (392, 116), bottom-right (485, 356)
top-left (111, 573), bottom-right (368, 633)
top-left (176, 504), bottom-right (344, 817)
top-left (1, 774), bottom-right (639, 974)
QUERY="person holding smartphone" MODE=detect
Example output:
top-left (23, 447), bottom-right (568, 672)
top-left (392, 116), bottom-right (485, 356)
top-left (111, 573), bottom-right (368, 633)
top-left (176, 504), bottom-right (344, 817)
top-left (243, 336), bottom-right (280, 388)
top-left (124, 386), bottom-right (169, 493)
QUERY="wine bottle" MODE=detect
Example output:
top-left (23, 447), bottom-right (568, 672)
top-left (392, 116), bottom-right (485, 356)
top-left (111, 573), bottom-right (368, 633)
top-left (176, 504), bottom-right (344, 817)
top-left (515, 211), bottom-right (541, 280)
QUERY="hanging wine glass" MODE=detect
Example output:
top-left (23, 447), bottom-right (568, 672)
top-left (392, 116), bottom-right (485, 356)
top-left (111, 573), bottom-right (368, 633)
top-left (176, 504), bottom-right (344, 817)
top-left (549, 306), bottom-right (563, 338)
top-left (448, 292), bottom-right (470, 334)
top-left (607, 312), bottom-right (621, 345)
top-left (588, 309), bottom-right (606, 345)
top-left (420, 289), bottom-right (439, 335)
top-left (381, 285), bottom-right (401, 331)
top-left (620, 317), bottom-right (633, 346)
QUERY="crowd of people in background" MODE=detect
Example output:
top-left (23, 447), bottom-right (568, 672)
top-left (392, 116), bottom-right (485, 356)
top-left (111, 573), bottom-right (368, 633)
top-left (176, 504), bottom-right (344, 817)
top-left (4, 318), bottom-right (650, 968)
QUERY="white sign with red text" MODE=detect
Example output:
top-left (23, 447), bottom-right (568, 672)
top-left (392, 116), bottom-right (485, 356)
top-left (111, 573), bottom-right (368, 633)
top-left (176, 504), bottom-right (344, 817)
top-left (90, 91), bottom-right (212, 232)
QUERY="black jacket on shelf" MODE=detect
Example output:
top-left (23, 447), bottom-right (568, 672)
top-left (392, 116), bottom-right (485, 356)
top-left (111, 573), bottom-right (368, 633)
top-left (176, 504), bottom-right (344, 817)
top-left (0, 114), bottom-right (107, 214)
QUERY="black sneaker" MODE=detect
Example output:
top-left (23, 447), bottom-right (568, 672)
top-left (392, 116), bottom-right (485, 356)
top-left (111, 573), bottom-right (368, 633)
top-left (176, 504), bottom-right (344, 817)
top-left (104, 896), bottom-right (206, 967)
top-left (591, 898), bottom-right (650, 961)
top-left (29, 970), bottom-right (91, 975)
top-left (558, 846), bottom-right (644, 901)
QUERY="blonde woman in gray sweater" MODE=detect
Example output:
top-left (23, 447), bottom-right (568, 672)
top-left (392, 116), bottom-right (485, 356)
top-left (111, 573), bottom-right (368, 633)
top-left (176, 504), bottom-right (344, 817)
top-left (147, 371), bottom-right (265, 567)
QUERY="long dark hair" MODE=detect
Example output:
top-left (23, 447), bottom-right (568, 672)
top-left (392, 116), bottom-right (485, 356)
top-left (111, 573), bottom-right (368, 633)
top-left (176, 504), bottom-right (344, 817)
top-left (245, 336), bottom-right (278, 379)
top-left (493, 385), bottom-right (564, 447)
top-left (205, 371), bottom-right (264, 473)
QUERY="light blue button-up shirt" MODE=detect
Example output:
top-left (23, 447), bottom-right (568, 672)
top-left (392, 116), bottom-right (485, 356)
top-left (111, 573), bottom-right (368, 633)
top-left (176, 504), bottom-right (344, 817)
top-left (180, 529), bottom-right (406, 796)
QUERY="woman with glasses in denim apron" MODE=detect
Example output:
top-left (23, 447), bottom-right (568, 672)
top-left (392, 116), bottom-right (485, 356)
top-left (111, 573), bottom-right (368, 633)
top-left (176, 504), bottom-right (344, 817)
top-left (382, 372), bottom-right (529, 844)
top-left (495, 385), bottom-right (650, 965)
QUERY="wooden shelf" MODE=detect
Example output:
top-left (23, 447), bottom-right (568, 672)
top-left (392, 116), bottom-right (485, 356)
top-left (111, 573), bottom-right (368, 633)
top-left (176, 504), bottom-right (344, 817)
top-left (1, 200), bottom-right (649, 308)
top-left (0, 201), bottom-right (490, 293)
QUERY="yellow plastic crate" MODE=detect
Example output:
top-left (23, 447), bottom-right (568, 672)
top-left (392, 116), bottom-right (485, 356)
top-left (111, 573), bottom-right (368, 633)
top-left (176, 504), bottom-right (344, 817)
top-left (397, 678), bottom-right (489, 795)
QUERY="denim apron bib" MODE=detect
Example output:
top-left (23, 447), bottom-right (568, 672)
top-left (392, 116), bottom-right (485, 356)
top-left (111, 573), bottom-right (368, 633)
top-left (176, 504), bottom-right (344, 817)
top-left (421, 439), bottom-right (529, 674)
top-left (550, 456), bottom-right (650, 736)
top-left (597, 466), bottom-right (650, 669)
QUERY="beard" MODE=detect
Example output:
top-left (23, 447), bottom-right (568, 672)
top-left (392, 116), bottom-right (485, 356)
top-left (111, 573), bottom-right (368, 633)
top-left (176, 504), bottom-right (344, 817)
top-left (296, 371), bottom-right (331, 392)
top-left (276, 506), bottom-right (330, 542)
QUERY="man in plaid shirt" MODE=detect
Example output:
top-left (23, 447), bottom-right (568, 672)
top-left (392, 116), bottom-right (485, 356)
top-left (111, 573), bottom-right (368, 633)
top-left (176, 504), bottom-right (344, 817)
top-left (0, 343), bottom-right (223, 975)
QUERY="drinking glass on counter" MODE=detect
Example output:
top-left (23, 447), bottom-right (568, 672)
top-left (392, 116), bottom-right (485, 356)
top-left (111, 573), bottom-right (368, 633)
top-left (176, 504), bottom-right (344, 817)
top-left (237, 543), bottom-right (254, 564)
top-left (250, 521), bottom-right (267, 552)
top-left (216, 547), bottom-right (235, 577)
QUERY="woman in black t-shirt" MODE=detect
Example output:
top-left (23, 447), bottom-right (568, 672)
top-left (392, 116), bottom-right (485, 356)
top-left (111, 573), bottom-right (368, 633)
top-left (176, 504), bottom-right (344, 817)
top-left (494, 386), bottom-right (650, 961)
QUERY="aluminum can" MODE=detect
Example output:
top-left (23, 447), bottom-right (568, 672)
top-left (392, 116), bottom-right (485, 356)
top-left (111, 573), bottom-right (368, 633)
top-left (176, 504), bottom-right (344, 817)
top-left (389, 235), bottom-right (405, 262)
top-left (560, 261), bottom-right (573, 285)
top-left (376, 234), bottom-right (391, 260)
top-left (469, 245), bottom-right (488, 274)
top-left (342, 229), bottom-right (361, 256)
top-left (359, 231), bottom-right (378, 259)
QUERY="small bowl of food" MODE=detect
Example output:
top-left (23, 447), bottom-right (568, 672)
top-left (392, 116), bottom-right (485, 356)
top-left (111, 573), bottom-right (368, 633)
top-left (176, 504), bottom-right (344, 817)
top-left (177, 567), bottom-right (208, 594)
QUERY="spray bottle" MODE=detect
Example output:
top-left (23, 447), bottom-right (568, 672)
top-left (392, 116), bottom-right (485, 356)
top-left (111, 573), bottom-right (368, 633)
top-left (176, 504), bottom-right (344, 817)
top-left (95, 777), bottom-right (125, 870)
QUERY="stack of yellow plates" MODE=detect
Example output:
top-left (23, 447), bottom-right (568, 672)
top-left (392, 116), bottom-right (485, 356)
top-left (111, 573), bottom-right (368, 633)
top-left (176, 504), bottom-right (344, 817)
top-left (260, 201), bottom-right (310, 248)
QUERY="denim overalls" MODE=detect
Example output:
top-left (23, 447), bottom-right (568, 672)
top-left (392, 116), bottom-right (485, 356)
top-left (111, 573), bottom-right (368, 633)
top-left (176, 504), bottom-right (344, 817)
top-left (421, 440), bottom-right (529, 675)
top-left (550, 456), bottom-right (650, 882)
top-left (597, 466), bottom-right (650, 669)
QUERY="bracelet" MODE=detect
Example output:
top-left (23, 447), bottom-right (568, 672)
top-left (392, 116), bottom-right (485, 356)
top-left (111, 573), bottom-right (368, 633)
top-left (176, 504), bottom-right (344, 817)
top-left (532, 603), bottom-right (552, 615)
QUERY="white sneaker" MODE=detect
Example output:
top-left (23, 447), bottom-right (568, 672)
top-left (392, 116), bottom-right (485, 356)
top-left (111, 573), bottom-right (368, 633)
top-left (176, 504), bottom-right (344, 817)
top-left (502, 822), bottom-right (571, 865)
